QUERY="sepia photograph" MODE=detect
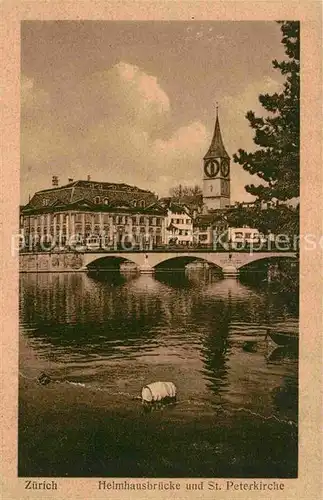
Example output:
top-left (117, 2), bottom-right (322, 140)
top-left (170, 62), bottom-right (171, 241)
top-left (17, 19), bottom-right (302, 481)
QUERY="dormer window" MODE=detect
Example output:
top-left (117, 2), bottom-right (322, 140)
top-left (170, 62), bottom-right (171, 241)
top-left (42, 198), bottom-right (49, 206)
top-left (94, 196), bottom-right (100, 204)
top-left (103, 198), bottom-right (109, 205)
top-left (140, 200), bottom-right (145, 208)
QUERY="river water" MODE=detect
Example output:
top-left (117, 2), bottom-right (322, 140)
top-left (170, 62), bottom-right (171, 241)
top-left (19, 270), bottom-right (298, 478)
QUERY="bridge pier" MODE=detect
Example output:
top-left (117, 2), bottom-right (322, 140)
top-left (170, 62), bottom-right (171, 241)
top-left (222, 263), bottom-right (239, 278)
top-left (139, 254), bottom-right (155, 275)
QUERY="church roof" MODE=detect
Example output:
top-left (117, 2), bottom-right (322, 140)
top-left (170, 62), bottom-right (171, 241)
top-left (204, 113), bottom-right (229, 160)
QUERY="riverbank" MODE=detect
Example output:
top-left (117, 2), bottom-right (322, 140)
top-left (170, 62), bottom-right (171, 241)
top-left (19, 376), bottom-right (298, 478)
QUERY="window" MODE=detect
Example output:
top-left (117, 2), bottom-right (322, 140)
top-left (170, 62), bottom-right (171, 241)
top-left (139, 216), bottom-right (145, 225)
top-left (75, 214), bottom-right (82, 223)
top-left (42, 198), bottom-right (49, 206)
top-left (140, 200), bottom-right (145, 208)
top-left (156, 218), bottom-right (162, 226)
top-left (133, 200), bottom-right (137, 207)
top-left (103, 198), bottom-right (109, 205)
top-left (94, 196), bottom-right (100, 204)
top-left (186, 219), bottom-right (191, 224)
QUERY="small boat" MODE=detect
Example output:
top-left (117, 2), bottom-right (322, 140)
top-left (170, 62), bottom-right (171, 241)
top-left (266, 329), bottom-right (298, 348)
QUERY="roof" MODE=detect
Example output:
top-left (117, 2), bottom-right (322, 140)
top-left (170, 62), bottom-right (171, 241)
top-left (204, 113), bottom-right (229, 160)
top-left (37, 180), bottom-right (153, 195)
top-left (195, 211), bottom-right (229, 226)
top-left (20, 198), bottom-right (167, 216)
top-left (24, 179), bottom-right (157, 211)
top-left (158, 198), bottom-right (190, 215)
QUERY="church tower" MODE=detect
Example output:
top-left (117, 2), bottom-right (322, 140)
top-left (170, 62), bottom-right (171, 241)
top-left (203, 108), bottom-right (230, 211)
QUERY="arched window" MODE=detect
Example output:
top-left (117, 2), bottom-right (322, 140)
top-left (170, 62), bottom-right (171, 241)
top-left (133, 200), bottom-right (137, 207)
top-left (140, 200), bottom-right (145, 208)
top-left (103, 198), bottom-right (109, 205)
top-left (94, 196), bottom-right (100, 204)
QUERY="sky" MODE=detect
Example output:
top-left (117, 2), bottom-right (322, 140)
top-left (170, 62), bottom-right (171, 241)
top-left (21, 21), bottom-right (285, 204)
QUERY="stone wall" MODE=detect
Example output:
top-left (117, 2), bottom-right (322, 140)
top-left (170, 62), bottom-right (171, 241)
top-left (20, 253), bottom-right (85, 272)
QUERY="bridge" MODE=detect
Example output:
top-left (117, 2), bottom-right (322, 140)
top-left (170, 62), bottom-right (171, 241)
top-left (83, 249), bottom-right (297, 276)
top-left (19, 248), bottom-right (297, 275)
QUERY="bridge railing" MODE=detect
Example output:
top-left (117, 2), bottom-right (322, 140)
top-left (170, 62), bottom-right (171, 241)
top-left (19, 241), bottom-right (297, 254)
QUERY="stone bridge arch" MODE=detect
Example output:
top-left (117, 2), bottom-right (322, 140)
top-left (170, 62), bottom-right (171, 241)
top-left (84, 253), bottom-right (143, 270)
top-left (234, 252), bottom-right (297, 270)
top-left (153, 254), bottom-right (222, 271)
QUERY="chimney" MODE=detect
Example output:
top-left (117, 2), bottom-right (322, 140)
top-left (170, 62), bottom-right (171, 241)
top-left (87, 175), bottom-right (91, 181)
top-left (68, 178), bottom-right (74, 183)
top-left (52, 176), bottom-right (59, 187)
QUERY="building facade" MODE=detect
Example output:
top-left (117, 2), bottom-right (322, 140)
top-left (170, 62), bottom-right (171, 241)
top-left (193, 211), bottom-right (229, 248)
top-left (202, 110), bottom-right (231, 211)
top-left (20, 180), bottom-right (167, 251)
top-left (163, 201), bottom-right (193, 246)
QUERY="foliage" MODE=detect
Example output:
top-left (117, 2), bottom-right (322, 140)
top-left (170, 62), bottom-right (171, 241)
top-left (233, 21), bottom-right (300, 202)
top-left (169, 184), bottom-right (203, 210)
top-left (226, 203), bottom-right (299, 238)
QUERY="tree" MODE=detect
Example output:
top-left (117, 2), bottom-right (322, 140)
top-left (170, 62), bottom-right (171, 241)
top-left (169, 184), bottom-right (203, 209)
top-left (233, 21), bottom-right (300, 202)
top-left (226, 202), bottom-right (299, 239)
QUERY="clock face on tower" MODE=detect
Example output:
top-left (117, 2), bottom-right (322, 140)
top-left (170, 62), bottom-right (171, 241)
top-left (220, 158), bottom-right (230, 178)
top-left (204, 159), bottom-right (220, 178)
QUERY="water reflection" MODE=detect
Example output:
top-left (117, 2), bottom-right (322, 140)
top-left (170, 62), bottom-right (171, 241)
top-left (19, 270), bottom-right (298, 421)
top-left (199, 303), bottom-right (231, 398)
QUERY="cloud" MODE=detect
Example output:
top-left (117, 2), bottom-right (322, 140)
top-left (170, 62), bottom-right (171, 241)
top-left (21, 63), bottom-right (207, 201)
top-left (67, 61), bottom-right (170, 132)
top-left (21, 63), bottom-right (282, 204)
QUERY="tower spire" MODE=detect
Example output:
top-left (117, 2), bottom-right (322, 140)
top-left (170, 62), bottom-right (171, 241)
top-left (204, 106), bottom-right (229, 160)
